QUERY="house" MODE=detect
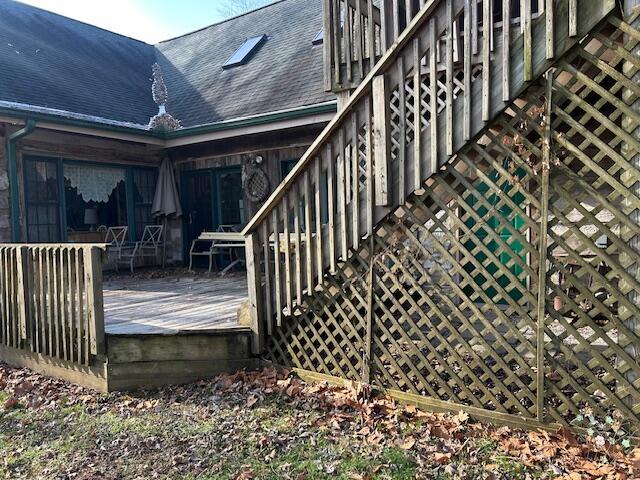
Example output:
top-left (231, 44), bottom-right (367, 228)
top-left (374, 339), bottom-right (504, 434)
top-left (0, 0), bottom-right (335, 263)
top-left (0, 0), bottom-right (639, 434)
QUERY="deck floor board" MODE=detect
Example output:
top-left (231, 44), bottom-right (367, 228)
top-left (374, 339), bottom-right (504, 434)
top-left (103, 274), bottom-right (248, 335)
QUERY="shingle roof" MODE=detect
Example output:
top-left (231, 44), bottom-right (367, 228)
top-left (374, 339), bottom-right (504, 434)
top-left (0, 0), bottom-right (334, 130)
top-left (0, 0), bottom-right (157, 126)
top-left (156, 0), bottom-right (334, 128)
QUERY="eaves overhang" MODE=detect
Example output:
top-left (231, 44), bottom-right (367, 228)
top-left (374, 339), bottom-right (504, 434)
top-left (0, 101), bottom-right (338, 147)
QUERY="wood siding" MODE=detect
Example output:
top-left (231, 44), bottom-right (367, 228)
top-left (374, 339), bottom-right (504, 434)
top-left (0, 131), bottom-right (8, 242)
top-left (172, 127), bottom-right (325, 220)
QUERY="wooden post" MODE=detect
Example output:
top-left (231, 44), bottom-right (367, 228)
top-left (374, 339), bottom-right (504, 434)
top-left (535, 70), bottom-right (554, 422)
top-left (323, 0), bottom-right (333, 91)
top-left (372, 74), bottom-right (391, 206)
top-left (620, 0), bottom-right (639, 404)
top-left (15, 246), bottom-right (29, 343)
top-left (568, 0), bottom-right (577, 37)
top-left (363, 236), bottom-right (376, 384)
top-left (85, 246), bottom-right (105, 358)
top-left (379, 0), bottom-right (395, 52)
top-left (245, 232), bottom-right (265, 355)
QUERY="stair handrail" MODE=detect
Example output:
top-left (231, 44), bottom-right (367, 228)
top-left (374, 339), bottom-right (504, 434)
top-left (242, 0), bottom-right (616, 355)
top-left (242, 0), bottom-right (441, 236)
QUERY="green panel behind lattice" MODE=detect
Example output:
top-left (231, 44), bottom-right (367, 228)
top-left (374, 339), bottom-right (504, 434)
top-left (463, 168), bottom-right (527, 303)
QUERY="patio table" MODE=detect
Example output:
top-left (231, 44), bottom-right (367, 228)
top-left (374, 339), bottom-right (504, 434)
top-left (202, 232), bottom-right (246, 274)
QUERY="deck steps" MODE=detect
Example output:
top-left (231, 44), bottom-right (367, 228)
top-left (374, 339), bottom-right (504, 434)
top-left (105, 330), bottom-right (258, 391)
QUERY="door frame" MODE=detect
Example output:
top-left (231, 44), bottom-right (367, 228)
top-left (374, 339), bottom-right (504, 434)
top-left (180, 165), bottom-right (243, 260)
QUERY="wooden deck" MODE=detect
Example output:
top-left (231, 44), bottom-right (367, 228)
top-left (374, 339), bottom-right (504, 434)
top-left (103, 274), bottom-right (249, 335)
top-left (0, 271), bottom-right (259, 392)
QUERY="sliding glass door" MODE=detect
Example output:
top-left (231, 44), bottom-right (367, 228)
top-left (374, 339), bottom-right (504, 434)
top-left (181, 167), bottom-right (244, 258)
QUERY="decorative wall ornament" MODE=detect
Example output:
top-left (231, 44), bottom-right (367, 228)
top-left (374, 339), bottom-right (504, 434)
top-left (243, 155), bottom-right (270, 203)
top-left (148, 63), bottom-right (181, 132)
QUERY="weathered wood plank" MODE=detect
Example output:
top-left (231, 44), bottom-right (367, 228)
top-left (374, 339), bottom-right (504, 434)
top-left (413, 36), bottom-right (422, 189)
top-left (313, 159), bottom-right (324, 288)
top-left (86, 247), bottom-right (105, 358)
top-left (245, 233), bottom-right (265, 354)
top-left (372, 74), bottom-right (391, 206)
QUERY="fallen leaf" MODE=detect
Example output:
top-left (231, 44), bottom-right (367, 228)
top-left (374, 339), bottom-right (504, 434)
top-left (3, 396), bottom-right (19, 410)
top-left (404, 404), bottom-right (417, 415)
top-left (454, 411), bottom-right (469, 424)
top-left (396, 437), bottom-right (416, 450)
top-left (367, 431), bottom-right (384, 446)
top-left (434, 452), bottom-right (452, 464)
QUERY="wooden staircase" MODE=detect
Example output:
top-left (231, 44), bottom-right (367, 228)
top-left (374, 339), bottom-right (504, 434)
top-left (242, 0), bottom-right (617, 353)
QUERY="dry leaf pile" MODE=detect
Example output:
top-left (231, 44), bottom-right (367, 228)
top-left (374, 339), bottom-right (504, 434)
top-left (1, 363), bottom-right (639, 479)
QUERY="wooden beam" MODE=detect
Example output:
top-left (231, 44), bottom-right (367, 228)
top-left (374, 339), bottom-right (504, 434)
top-left (463, 0), bottom-right (472, 135)
top-left (621, 0), bottom-right (639, 406)
top-left (323, 0), bottom-right (333, 91)
top-left (545, 0), bottom-right (554, 59)
top-left (568, 0), bottom-right (577, 37)
top-left (15, 246), bottom-right (28, 342)
top-left (363, 237), bottom-right (375, 384)
top-left (413, 36), bottom-right (423, 189)
top-left (535, 70), bottom-right (553, 422)
top-left (502, 0), bottom-right (511, 101)
top-left (245, 232), bottom-right (265, 355)
top-left (85, 247), bottom-right (105, 358)
top-left (372, 74), bottom-right (391, 205)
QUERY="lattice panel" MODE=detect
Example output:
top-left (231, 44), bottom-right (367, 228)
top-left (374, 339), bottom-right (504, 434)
top-left (264, 9), bottom-right (640, 429)
top-left (266, 249), bottom-right (370, 382)
top-left (370, 89), bottom-right (545, 417)
top-left (267, 84), bottom-right (548, 416)
top-left (541, 11), bottom-right (640, 425)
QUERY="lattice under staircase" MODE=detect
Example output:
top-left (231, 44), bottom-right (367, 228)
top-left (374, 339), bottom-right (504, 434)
top-left (241, 0), bottom-right (640, 429)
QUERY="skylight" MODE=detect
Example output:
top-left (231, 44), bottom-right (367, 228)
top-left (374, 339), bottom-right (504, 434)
top-left (312, 30), bottom-right (324, 45)
top-left (223, 35), bottom-right (267, 69)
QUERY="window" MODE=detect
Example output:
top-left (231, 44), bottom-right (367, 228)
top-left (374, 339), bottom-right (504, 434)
top-left (222, 34), bottom-right (267, 69)
top-left (218, 170), bottom-right (244, 226)
top-left (25, 157), bottom-right (61, 242)
top-left (63, 164), bottom-right (127, 233)
top-left (22, 155), bottom-right (159, 243)
top-left (312, 30), bottom-right (324, 45)
top-left (133, 169), bottom-right (158, 240)
top-left (281, 159), bottom-right (298, 180)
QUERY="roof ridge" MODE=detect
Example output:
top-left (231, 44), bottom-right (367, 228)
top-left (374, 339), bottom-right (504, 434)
top-left (156, 0), bottom-right (288, 44)
top-left (10, 0), bottom-right (153, 46)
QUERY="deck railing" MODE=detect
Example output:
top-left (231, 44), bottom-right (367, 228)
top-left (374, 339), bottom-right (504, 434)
top-left (325, 0), bottom-right (552, 93)
top-left (0, 244), bottom-right (106, 366)
top-left (243, 0), bottom-right (615, 352)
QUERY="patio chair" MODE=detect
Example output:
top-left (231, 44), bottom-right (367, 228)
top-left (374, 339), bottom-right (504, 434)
top-left (189, 232), bottom-right (219, 273)
top-left (104, 226), bottom-right (128, 262)
top-left (116, 225), bottom-right (164, 273)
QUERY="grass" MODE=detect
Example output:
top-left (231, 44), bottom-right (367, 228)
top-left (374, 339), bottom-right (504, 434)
top-left (0, 396), bottom-right (379, 478)
top-left (0, 393), bottom-right (434, 479)
top-left (0, 396), bottom-right (544, 480)
top-left (2, 365), bottom-right (631, 479)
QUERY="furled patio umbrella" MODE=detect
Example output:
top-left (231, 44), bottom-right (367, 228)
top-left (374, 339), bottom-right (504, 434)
top-left (152, 156), bottom-right (182, 266)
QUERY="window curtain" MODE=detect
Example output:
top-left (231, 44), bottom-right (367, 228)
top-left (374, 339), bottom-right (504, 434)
top-left (63, 164), bottom-right (126, 203)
